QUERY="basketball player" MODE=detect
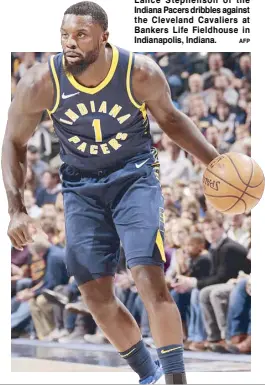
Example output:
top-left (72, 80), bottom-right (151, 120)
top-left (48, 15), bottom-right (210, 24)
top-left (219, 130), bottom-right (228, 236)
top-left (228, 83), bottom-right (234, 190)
top-left (3, 2), bottom-right (219, 383)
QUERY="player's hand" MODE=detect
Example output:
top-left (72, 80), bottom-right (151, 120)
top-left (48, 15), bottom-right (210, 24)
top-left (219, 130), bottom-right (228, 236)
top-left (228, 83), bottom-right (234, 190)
top-left (8, 212), bottom-right (47, 250)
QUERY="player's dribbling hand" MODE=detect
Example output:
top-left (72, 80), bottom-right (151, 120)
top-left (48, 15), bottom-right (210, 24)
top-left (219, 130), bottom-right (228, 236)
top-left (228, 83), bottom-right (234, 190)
top-left (8, 212), bottom-right (47, 250)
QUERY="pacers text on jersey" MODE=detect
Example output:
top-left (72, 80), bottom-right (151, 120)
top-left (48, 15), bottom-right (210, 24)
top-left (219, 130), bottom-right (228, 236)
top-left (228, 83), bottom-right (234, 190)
top-left (59, 100), bottom-right (132, 156)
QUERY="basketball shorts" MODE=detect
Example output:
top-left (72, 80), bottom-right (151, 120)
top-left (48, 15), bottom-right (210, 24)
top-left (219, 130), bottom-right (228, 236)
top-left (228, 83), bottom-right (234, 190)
top-left (60, 159), bottom-right (165, 286)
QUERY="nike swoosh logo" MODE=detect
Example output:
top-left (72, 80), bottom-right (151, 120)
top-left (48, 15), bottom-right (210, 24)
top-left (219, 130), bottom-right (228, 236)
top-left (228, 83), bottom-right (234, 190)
top-left (135, 159), bottom-right (149, 169)
top-left (62, 92), bottom-right (80, 99)
top-left (120, 348), bottom-right (136, 358)
top-left (161, 347), bottom-right (182, 354)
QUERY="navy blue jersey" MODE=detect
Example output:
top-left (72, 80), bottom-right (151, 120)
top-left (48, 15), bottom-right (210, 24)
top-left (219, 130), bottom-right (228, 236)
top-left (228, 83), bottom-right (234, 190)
top-left (47, 44), bottom-right (154, 172)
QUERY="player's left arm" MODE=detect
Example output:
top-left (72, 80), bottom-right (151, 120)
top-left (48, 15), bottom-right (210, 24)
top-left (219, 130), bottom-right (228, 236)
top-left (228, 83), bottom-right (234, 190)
top-left (132, 55), bottom-right (219, 166)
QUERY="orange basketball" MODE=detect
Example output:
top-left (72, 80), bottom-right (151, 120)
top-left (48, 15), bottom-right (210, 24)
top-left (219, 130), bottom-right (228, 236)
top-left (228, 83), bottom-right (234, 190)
top-left (202, 152), bottom-right (265, 214)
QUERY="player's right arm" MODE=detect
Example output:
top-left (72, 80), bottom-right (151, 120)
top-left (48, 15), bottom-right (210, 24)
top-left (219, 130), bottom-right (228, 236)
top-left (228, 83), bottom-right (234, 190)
top-left (2, 63), bottom-right (54, 250)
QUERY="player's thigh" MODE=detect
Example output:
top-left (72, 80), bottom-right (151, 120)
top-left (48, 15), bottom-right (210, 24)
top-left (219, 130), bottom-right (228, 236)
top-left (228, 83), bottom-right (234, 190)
top-left (63, 190), bottom-right (120, 285)
top-left (113, 165), bottom-right (165, 268)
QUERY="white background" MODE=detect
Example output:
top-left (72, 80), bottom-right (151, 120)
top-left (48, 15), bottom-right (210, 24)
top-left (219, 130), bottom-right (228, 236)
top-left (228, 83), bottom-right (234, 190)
top-left (1, 0), bottom-right (265, 383)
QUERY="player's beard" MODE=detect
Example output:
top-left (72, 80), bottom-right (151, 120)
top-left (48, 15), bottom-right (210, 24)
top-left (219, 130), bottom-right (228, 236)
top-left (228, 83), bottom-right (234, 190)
top-left (64, 46), bottom-right (100, 76)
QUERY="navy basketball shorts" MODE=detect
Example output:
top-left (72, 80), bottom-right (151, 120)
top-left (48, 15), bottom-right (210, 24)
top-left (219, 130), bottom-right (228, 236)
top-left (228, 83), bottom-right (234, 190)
top-left (60, 161), bottom-right (165, 286)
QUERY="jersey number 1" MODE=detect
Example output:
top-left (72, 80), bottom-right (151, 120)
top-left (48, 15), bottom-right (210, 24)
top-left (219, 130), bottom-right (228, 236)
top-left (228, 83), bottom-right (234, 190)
top-left (92, 119), bottom-right (102, 142)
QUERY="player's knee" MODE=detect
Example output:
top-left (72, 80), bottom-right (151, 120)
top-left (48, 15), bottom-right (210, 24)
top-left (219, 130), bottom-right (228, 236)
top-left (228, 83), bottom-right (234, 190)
top-left (78, 277), bottom-right (116, 318)
top-left (133, 266), bottom-right (172, 308)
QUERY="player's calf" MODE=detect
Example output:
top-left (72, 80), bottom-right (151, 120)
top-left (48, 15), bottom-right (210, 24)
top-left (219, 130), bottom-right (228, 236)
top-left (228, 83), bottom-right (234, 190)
top-left (131, 265), bottom-right (187, 384)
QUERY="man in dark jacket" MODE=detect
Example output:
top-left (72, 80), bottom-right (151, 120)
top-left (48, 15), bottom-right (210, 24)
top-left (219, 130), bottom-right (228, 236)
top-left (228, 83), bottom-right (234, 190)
top-left (198, 216), bottom-right (250, 349)
top-left (174, 215), bottom-right (250, 349)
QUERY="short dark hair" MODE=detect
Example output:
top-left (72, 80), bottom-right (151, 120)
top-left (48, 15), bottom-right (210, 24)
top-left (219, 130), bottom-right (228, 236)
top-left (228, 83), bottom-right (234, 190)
top-left (64, 1), bottom-right (108, 31)
top-left (43, 168), bottom-right (60, 181)
top-left (27, 145), bottom-right (39, 154)
top-left (189, 232), bottom-right (205, 245)
top-left (203, 213), bottom-right (224, 228)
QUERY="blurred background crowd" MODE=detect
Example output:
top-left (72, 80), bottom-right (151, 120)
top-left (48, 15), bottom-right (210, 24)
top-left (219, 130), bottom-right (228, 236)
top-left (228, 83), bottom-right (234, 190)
top-left (11, 51), bottom-right (251, 355)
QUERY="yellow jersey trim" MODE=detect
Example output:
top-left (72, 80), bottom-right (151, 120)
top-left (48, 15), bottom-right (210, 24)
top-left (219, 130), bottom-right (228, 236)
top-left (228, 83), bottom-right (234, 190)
top-left (156, 230), bottom-right (166, 262)
top-left (47, 55), bottom-right (60, 115)
top-left (63, 44), bottom-right (119, 95)
top-left (126, 52), bottom-right (144, 110)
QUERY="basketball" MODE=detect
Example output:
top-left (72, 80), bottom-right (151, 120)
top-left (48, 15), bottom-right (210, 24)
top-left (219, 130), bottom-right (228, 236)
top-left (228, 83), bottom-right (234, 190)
top-left (203, 152), bottom-right (265, 214)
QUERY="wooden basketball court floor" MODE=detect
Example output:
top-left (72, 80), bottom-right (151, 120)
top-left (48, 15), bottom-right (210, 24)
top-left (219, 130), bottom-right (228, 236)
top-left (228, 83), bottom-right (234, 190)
top-left (11, 338), bottom-right (251, 373)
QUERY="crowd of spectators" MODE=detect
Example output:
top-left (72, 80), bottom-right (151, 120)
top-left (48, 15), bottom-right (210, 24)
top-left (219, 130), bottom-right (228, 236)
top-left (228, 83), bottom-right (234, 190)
top-left (11, 51), bottom-right (251, 355)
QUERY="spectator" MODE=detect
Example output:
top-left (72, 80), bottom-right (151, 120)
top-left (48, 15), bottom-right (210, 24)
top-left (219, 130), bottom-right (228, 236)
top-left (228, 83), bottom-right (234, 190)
top-left (241, 137), bottom-right (251, 157)
top-left (27, 145), bottom-right (48, 180)
top-left (225, 276), bottom-right (251, 354)
top-left (205, 126), bottom-right (230, 154)
top-left (41, 52), bottom-right (56, 63)
top-left (207, 75), bottom-right (238, 108)
top-left (12, 236), bottom-right (69, 340)
top-left (173, 215), bottom-right (250, 350)
top-left (25, 166), bottom-right (40, 196)
top-left (24, 189), bottom-right (42, 219)
top-left (230, 125), bottom-right (250, 153)
top-left (41, 278), bottom-right (95, 343)
top-left (181, 197), bottom-right (200, 223)
top-left (210, 274), bottom-right (251, 354)
top-left (202, 53), bottom-right (234, 90)
top-left (234, 124), bottom-right (250, 141)
top-left (41, 221), bottom-right (57, 244)
top-left (162, 185), bottom-right (178, 212)
top-left (28, 120), bottom-right (53, 163)
top-left (55, 212), bottom-right (66, 247)
top-left (15, 52), bottom-right (39, 82)
top-left (211, 102), bottom-right (236, 143)
top-left (170, 234), bottom-right (211, 334)
top-left (36, 169), bottom-right (61, 207)
top-left (226, 214), bottom-right (250, 249)
top-left (235, 54), bottom-right (251, 80)
top-left (41, 203), bottom-right (57, 219)
top-left (179, 74), bottom-right (206, 114)
top-left (159, 134), bottom-right (195, 184)
top-left (188, 98), bottom-right (212, 133)
top-left (237, 88), bottom-right (251, 114)
top-left (11, 263), bottom-right (24, 298)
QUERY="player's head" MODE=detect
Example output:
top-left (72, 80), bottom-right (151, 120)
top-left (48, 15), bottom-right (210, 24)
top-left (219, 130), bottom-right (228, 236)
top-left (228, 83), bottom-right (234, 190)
top-left (61, 1), bottom-right (109, 75)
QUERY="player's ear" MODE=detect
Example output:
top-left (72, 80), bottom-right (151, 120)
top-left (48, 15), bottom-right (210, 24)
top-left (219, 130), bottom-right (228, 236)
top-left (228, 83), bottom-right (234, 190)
top-left (102, 31), bottom-right (109, 44)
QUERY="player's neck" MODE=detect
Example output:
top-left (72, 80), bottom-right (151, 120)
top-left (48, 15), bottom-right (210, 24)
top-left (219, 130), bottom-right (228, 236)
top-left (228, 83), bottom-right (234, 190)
top-left (74, 45), bottom-right (112, 88)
